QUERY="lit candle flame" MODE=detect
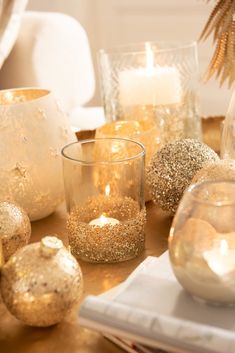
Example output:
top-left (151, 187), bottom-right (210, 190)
top-left (203, 239), bottom-right (234, 276)
top-left (145, 42), bottom-right (154, 74)
top-left (99, 214), bottom-right (109, 225)
top-left (219, 239), bottom-right (228, 255)
top-left (105, 184), bottom-right (110, 196)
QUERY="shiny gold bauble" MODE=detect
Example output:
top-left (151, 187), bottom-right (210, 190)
top-left (146, 139), bottom-right (219, 214)
top-left (1, 235), bottom-right (83, 327)
top-left (0, 201), bottom-right (31, 261)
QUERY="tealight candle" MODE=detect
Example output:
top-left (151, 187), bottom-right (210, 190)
top-left (89, 215), bottom-right (120, 227)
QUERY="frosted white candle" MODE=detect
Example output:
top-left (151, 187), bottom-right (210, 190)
top-left (89, 215), bottom-right (120, 227)
top-left (119, 66), bottom-right (182, 106)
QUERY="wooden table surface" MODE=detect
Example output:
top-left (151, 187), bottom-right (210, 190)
top-left (0, 117), bottom-right (223, 353)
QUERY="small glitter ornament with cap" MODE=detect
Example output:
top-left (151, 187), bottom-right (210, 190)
top-left (0, 201), bottom-right (31, 261)
top-left (0, 235), bottom-right (83, 327)
top-left (146, 139), bottom-right (219, 214)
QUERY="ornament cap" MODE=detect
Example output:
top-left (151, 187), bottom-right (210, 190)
top-left (40, 235), bottom-right (63, 258)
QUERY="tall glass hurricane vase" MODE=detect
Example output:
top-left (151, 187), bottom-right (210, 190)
top-left (98, 41), bottom-right (201, 144)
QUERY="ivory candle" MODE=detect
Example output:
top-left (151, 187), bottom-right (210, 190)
top-left (119, 44), bottom-right (181, 106)
top-left (119, 66), bottom-right (181, 106)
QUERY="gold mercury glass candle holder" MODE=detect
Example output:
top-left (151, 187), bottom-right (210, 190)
top-left (62, 138), bottom-right (146, 263)
top-left (169, 180), bottom-right (235, 306)
top-left (98, 41), bottom-right (201, 144)
top-left (95, 119), bottom-right (161, 202)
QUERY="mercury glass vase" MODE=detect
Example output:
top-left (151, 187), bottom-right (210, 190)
top-left (169, 180), bottom-right (235, 306)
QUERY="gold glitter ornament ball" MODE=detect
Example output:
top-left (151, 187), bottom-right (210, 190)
top-left (146, 139), bottom-right (219, 214)
top-left (0, 235), bottom-right (83, 327)
top-left (0, 201), bottom-right (31, 261)
top-left (192, 159), bottom-right (235, 184)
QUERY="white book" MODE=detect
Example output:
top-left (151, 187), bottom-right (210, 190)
top-left (79, 252), bottom-right (235, 353)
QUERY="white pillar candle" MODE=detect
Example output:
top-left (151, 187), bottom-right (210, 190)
top-left (119, 43), bottom-right (181, 106)
top-left (89, 215), bottom-right (120, 227)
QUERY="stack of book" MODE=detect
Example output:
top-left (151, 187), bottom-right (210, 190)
top-left (79, 253), bottom-right (235, 353)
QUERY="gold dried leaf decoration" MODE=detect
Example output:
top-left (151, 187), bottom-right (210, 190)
top-left (200, 0), bottom-right (235, 87)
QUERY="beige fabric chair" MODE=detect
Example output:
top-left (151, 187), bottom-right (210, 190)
top-left (0, 11), bottom-right (96, 112)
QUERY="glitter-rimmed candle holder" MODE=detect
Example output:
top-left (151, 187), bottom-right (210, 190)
top-left (169, 180), bottom-right (235, 306)
top-left (95, 119), bottom-right (160, 201)
top-left (98, 41), bottom-right (201, 144)
top-left (62, 138), bottom-right (146, 263)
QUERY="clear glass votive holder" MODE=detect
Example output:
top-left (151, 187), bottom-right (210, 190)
top-left (62, 138), bottom-right (146, 263)
top-left (95, 119), bottom-right (161, 201)
top-left (169, 180), bottom-right (235, 306)
top-left (98, 41), bottom-right (201, 144)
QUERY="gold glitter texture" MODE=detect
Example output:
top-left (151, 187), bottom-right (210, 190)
top-left (146, 139), bottom-right (219, 214)
top-left (0, 201), bottom-right (31, 261)
top-left (0, 236), bottom-right (83, 327)
top-left (67, 195), bottom-right (146, 263)
top-left (192, 159), bottom-right (235, 185)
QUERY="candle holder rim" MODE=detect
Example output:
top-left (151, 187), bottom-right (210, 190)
top-left (187, 180), bottom-right (235, 207)
top-left (98, 40), bottom-right (197, 56)
top-left (0, 87), bottom-right (51, 106)
top-left (61, 137), bottom-right (145, 165)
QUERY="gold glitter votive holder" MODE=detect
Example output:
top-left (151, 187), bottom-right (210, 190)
top-left (62, 138), bottom-right (146, 263)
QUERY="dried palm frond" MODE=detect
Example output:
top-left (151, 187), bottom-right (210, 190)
top-left (200, 0), bottom-right (235, 87)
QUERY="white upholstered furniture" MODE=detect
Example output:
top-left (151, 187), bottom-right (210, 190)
top-left (0, 10), bottom-right (105, 130)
